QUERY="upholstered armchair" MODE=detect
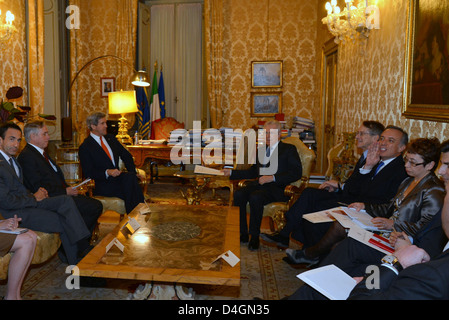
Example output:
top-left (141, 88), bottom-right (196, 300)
top-left (151, 117), bottom-right (185, 140)
top-left (238, 136), bottom-right (316, 231)
top-left (0, 229), bottom-right (61, 280)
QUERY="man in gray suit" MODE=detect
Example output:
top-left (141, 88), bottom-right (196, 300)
top-left (0, 122), bottom-right (91, 265)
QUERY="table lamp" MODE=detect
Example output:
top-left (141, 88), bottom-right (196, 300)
top-left (108, 90), bottom-right (138, 145)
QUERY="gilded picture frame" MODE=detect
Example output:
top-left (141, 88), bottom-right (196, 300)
top-left (403, 0), bottom-right (449, 122)
top-left (251, 61), bottom-right (283, 88)
top-left (250, 92), bottom-right (282, 117)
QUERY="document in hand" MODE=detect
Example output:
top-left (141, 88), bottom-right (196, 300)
top-left (296, 264), bottom-right (356, 300)
top-left (194, 165), bottom-right (224, 175)
top-left (0, 228), bottom-right (28, 235)
top-left (339, 207), bottom-right (389, 232)
top-left (347, 227), bottom-right (395, 254)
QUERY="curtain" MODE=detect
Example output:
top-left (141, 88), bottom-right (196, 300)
top-left (176, 3), bottom-right (202, 128)
top-left (27, 0), bottom-right (45, 117)
top-left (69, 0), bottom-right (138, 142)
top-left (204, 0), bottom-right (224, 128)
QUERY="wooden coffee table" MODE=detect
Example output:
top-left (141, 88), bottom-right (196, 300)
top-left (77, 203), bottom-right (240, 287)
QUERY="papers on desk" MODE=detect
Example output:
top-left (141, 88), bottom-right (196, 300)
top-left (194, 165), bottom-right (224, 176)
top-left (138, 139), bottom-right (167, 145)
top-left (296, 264), bottom-right (356, 300)
top-left (0, 228), bottom-right (28, 235)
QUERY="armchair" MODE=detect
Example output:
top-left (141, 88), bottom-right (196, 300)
top-left (238, 136), bottom-right (316, 231)
top-left (325, 132), bottom-right (358, 183)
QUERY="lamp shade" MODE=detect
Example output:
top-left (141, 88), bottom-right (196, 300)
top-left (108, 90), bottom-right (138, 115)
top-left (131, 70), bottom-right (150, 87)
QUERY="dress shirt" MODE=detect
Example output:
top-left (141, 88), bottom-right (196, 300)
top-left (359, 156), bottom-right (395, 175)
top-left (0, 150), bottom-right (20, 177)
top-left (29, 143), bottom-right (58, 172)
top-left (90, 132), bottom-right (116, 170)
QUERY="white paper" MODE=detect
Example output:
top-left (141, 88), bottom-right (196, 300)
top-left (347, 227), bottom-right (394, 255)
top-left (125, 218), bottom-right (141, 234)
top-left (194, 165), bottom-right (224, 176)
top-left (106, 238), bottom-right (125, 253)
top-left (72, 178), bottom-right (91, 189)
top-left (213, 250), bottom-right (240, 267)
top-left (303, 209), bottom-right (336, 223)
top-left (297, 264), bottom-right (356, 300)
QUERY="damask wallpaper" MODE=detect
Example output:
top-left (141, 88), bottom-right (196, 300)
top-left (69, 0), bottom-right (138, 142)
top-left (218, 0), bottom-right (319, 130)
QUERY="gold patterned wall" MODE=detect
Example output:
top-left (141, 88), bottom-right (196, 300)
top-left (322, 0), bottom-right (449, 144)
top-left (0, 1), bottom-right (30, 111)
top-left (69, 0), bottom-right (138, 142)
top-left (219, 0), bottom-right (319, 130)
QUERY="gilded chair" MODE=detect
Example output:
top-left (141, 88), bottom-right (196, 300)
top-left (239, 136), bottom-right (316, 231)
top-left (325, 132), bottom-right (358, 183)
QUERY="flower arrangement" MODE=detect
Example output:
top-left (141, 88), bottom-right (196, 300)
top-left (0, 86), bottom-right (56, 123)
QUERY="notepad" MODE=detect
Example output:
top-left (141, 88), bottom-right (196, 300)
top-left (296, 264), bottom-right (356, 300)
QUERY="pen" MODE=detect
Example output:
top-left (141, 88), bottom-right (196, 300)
top-left (337, 202), bottom-right (349, 207)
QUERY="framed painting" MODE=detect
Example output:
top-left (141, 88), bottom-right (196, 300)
top-left (101, 77), bottom-right (115, 98)
top-left (251, 61), bottom-right (283, 88)
top-left (250, 92), bottom-right (282, 117)
top-left (403, 0), bottom-right (449, 122)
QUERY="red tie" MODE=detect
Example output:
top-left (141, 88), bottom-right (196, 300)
top-left (100, 136), bottom-right (112, 161)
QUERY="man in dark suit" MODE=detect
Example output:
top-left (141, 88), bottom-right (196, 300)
top-left (222, 120), bottom-right (303, 250)
top-left (0, 122), bottom-right (91, 265)
top-left (261, 123), bottom-right (408, 258)
top-left (79, 112), bottom-right (145, 213)
top-left (17, 121), bottom-right (103, 237)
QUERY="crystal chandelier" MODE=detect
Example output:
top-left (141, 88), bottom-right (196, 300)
top-left (0, 8), bottom-right (15, 44)
top-left (322, 0), bottom-right (379, 44)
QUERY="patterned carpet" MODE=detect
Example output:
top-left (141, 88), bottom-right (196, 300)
top-left (0, 177), bottom-right (306, 300)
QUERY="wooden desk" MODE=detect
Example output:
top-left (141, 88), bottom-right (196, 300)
top-left (77, 203), bottom-right (240, 287)
top-left (128, 144), bottom-right (235, 183)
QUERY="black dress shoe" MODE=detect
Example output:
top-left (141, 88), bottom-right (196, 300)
top-left (248, 236), bottom-right (259, 251)
top-left (260, 232), bottom-right (289, 248)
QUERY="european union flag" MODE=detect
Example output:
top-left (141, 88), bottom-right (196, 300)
top-left (158, 70), bottom-right (166, 119)
top-left (136, 86), bottom-right (150, 139)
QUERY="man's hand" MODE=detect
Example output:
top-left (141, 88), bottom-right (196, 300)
top-left (390, 231), bottom-right (411, 250)
top-left (259, 175), bottom-right (274, 185)
top-left (319, 180), bottom-right (339, 192)
top-left (106, 169), bottom-right (121, 177)
top-left (221, 168), bottom-right (232, 177)
top-left (34, 187), bottom-right (48, 201)
top-left (66, 186), bottom-right (79, 196)
top-left (363, 141), bottom-right (381, 170)
top-left (394, 245), bottom-right (430, 269)
top-left (348, 202), bottom-right (365, 211)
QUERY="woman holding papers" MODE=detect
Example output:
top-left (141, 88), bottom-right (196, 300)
top-left (349, 137), bottom-right (444, 236)
top-left (286, 138), bottom-right (445, 266)
top-left (0, 216), bottom-right (37, 300)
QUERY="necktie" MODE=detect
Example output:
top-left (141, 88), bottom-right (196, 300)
top-left (374, 161), bottom-right (385, 176)
top-left (100, 136), bottom-right (113, 161)
top-left (9, 157), bottom-right (19, 177)
top-left (43, 151), bottom-right (51, 165)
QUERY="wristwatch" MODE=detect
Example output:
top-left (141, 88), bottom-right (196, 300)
top-left (381, 254), bottom-right (403, 273)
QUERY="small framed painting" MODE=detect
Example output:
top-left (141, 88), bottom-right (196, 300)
top-left (251, 60), bottom-right (283, 88)
top-left (101, 77), bottom-right (115, 98)
top-left (251, 92), bottom-right (282, 117)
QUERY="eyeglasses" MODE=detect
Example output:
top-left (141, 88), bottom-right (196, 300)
top-left (404, 157), bottom-right (425, 167)
top-left (356, 131), bottom-right (372, 137)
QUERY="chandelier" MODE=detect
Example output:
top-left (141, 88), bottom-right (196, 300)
top-left (322, 0), bottom-right (379, 44)
top-left (0, 8), bottom-right (15, 44)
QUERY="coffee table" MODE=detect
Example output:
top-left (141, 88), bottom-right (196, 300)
top-left (77, 203), bottom-right (240, 288)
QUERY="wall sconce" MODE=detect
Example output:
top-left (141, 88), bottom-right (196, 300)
top-left (322, 0), bottom-right (380, 44)
top-left (0, 8), bottom-right (15, 45)
top-left (108, 90), bottom-right (138, 145)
